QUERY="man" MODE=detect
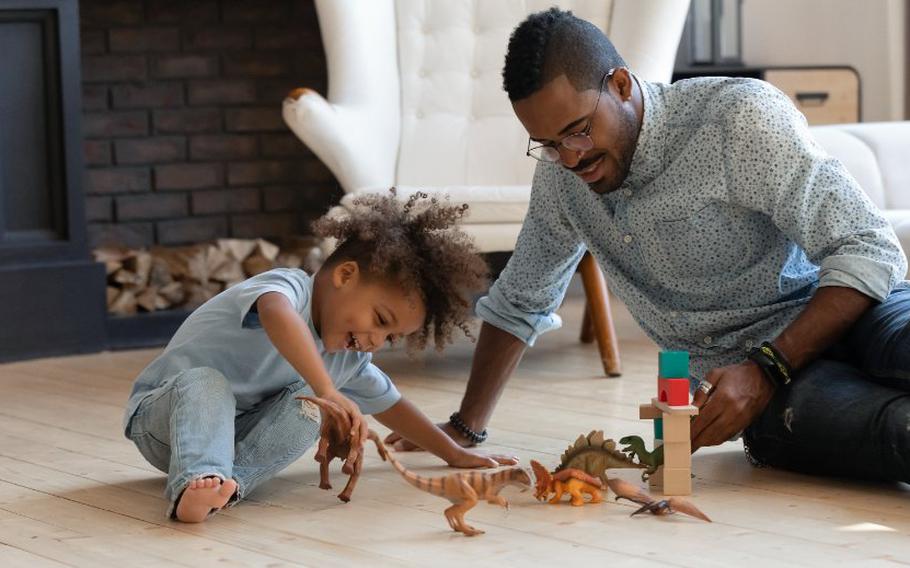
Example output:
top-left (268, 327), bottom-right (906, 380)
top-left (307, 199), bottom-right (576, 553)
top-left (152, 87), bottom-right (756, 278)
top-left (386, 8), bottom-right (910, 481)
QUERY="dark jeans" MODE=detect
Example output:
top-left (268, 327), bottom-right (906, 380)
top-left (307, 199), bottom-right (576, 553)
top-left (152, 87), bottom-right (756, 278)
top-left (743, 285), bottom-right (910, 483)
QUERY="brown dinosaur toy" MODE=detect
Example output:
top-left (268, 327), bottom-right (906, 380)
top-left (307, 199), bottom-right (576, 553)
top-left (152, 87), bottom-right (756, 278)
top-left (373, 437), bottom-right (532, 537)
top-left (296, 395), bottom-right (384, 503)
top-left (607, 477), bottom-right (712, 522)
top-left (530, 460), bottom-right (604, 506)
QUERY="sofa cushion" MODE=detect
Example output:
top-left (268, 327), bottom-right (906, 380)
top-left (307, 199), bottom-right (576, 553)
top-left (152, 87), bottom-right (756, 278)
top-left (343, 184), bottom-right (530, 224)
top-left (809, 126), bottom-right (887, 208)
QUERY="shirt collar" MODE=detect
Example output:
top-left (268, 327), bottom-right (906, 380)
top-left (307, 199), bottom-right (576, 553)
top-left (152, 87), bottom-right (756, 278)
top-left (622, 77), bottom-right (666, 190)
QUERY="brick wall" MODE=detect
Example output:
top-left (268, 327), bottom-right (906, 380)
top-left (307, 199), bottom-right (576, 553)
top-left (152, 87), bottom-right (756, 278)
top-left (80, 0), bottom-right (339, 248)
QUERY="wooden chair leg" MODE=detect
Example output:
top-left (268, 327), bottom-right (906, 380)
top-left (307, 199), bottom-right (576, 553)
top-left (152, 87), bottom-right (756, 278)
top-left (580, 302), bottom-right (594, 344)
top-left (578, 252), bottom-right (621, 377)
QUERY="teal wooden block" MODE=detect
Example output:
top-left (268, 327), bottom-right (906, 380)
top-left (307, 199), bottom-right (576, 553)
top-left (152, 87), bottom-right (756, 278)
top-left (654, 417), bottom-right (663, 439)
top-left (659, 350), bottom-right (690, 378)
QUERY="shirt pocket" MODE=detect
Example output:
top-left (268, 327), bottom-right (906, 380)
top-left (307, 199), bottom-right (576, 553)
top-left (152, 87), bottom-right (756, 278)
top-left (653, 201), bottom-right (752, 278)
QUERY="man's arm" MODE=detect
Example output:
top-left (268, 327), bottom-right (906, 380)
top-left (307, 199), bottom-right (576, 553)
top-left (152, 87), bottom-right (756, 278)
top-left (773, 286), bottom-right (874, 369)
top-left (455, 322), bottom-right (528, 435)
top-left (374, 398), bottom-right (518, 468)
top-left (689, 84), bottom-right (905, 450)
top-left (691, 286), bottom-right (875, 450)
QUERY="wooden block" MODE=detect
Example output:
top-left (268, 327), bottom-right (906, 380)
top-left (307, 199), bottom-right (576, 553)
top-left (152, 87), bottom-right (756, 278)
top-left (662, 441), bottom-right (691, 469)
top-left (652, 397), bottom-right (698, 415)
top-left (661, 468), bottom-right (691, 496)
top-left (648, 465), bottom-right (663, 490)
top-left (662, 413), bottom-right (691, 443)
top-left (639, 403), bottom-right (661, 420)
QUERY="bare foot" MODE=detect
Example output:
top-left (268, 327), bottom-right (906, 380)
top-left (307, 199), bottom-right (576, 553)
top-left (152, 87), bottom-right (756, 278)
top-left (175, 477), bottom-right (238, 523)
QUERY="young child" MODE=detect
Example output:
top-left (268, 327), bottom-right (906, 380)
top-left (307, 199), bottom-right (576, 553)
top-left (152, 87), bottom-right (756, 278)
top-left (123, 192), bottom-right (517, 522)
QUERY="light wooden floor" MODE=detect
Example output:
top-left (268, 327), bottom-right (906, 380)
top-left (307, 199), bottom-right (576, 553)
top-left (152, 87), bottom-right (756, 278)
top-left (1, 295), bottom-right (908, 567)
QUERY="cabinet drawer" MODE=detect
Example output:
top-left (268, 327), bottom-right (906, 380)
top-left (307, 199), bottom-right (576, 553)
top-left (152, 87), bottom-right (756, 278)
top-left (764, 68), bottom-right (859, 125)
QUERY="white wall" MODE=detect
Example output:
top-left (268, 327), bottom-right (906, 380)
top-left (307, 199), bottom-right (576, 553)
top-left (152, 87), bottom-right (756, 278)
top-left (742, 0), bottom-right (906, 122)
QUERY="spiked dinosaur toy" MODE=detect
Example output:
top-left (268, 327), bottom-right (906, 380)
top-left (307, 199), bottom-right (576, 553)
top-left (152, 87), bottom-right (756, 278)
top-left (297, 396), bottom-right (384, 502)
top-left (555, 430), bottom-right (648, 485)
top-left (376, 437), bottom-right (532, 536)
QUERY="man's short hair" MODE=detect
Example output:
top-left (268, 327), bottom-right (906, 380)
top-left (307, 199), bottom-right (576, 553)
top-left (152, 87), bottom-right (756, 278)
top-left (502, 7), bottom-right (627, 102)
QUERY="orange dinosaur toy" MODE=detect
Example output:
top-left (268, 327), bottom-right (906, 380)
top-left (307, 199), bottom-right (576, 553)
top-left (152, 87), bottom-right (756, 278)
top-left (376, 438), bottom-right (532, 537)
top-left (530, 460), bottom-right (604, 506)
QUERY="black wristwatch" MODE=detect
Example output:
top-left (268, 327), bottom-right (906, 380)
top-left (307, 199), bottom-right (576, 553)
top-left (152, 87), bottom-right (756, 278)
top-left (747, 341), bottom-right (793, 388)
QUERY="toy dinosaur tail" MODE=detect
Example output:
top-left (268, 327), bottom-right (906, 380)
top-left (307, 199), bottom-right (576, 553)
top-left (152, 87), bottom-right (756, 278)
top-left (371, 436), bottom-right (443, 496)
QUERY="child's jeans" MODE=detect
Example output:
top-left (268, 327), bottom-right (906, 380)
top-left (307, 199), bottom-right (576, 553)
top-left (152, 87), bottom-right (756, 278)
top-left (126, 367), bottom-right (320, 517)
top-left (744, 286), bottom-right (910, 482)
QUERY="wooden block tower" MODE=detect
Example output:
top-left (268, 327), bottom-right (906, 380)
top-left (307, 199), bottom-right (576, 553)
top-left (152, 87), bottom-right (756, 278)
top-left (638, 351), bottom-right (698, 496)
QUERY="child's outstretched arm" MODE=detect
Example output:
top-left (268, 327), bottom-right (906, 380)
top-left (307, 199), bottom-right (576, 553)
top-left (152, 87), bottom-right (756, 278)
top-left (374, 398), bottom-right (518, 468)
top-left (257, 292), bottom-right (368, 442)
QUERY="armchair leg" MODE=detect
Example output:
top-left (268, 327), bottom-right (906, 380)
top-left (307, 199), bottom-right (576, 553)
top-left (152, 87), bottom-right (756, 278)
top-left (578, 253), bottom-right (621, 377)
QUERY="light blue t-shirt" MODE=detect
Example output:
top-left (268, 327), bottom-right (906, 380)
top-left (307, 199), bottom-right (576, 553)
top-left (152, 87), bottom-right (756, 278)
top-left (123, 268), bottom-right (401, 433)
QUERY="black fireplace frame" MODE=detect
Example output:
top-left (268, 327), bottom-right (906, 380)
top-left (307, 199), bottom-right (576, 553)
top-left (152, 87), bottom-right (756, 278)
top-left (0, 0), bottom-right (107, 362)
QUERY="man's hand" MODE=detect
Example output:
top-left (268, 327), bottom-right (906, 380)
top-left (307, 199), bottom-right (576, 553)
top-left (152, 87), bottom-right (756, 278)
top-left (445, 448), bottom-right (518, 469)
top-left (691, 361), bottom-right (776, 451)
top-left (383, 422), bottom-right (475, 451)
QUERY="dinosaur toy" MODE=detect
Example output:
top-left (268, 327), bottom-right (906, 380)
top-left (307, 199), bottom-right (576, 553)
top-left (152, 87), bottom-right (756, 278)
top-left (618, 435), bottom-right (663, 480)
top-left (297, 395), bottom-right (384, 503)
top-left (607, 477), bottom-right (711, 522)
top-left (530, 457), bottom-right (711, 522)
top-left (373, 437), bottom-right (532, 537)
top-left (555, 430), bottom-right (647, 485)
top-left (529, 460), bottom-right (604, 506)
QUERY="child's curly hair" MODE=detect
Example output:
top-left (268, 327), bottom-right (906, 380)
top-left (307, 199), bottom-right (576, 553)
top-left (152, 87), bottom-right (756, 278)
top-left (312, 190), bottom-right (489, 351)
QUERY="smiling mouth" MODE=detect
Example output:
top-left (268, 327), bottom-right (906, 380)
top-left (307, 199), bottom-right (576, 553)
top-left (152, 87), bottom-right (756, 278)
top-left (573, 155), bottom-right (604, 182)
top-left (346, 332), bottom-right (363, 351)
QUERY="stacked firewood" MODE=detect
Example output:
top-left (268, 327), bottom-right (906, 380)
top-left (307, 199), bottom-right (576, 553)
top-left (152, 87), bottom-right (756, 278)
top-left (95, 237), bottom-right (323, 316)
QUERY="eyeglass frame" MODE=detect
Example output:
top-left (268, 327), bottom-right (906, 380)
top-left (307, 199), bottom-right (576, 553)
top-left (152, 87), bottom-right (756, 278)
top-left (525, 67), bottom-right (616, 163)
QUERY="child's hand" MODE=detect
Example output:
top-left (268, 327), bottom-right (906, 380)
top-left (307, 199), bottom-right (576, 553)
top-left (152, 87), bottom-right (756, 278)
top-left (322, 389), bottom-right (369, 447)
top-left (446, 448), bottom-right (519, 469)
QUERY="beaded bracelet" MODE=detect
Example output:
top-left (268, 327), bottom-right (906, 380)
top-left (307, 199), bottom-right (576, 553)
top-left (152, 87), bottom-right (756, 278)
top-left (448, 412), bottom-right (488, 445)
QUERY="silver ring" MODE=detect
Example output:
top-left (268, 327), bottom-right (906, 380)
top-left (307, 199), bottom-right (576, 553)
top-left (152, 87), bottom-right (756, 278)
top-left (697, 380), bottom-right (714, 395)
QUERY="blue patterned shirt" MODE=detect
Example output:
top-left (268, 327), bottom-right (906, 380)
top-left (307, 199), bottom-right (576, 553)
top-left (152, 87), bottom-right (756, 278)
top-left (476, 77), bottom-right (907, 381)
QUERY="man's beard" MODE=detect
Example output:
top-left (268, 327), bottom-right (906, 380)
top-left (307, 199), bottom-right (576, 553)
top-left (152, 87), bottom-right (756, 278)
top-left (588, 106), bottom-right (640, 194)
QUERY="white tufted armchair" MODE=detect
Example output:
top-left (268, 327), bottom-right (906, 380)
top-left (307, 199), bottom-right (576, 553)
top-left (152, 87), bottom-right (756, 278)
top-left (283, 0), bottom-right (690, 376)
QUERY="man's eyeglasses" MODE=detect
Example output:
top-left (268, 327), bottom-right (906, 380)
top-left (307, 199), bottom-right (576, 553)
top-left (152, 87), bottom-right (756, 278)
top-left (526, 68), bottom-right (615, 163)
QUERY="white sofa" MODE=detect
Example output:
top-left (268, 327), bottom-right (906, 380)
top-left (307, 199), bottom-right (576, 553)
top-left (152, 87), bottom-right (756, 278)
top-left (282, 0), bottom-right (690, 254)
top-left (810, 121), bottom-right (910, 275)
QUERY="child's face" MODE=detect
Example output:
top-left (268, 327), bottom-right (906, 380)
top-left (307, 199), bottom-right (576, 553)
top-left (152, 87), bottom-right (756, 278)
top-left (314, 261), bottom-right (426, 353)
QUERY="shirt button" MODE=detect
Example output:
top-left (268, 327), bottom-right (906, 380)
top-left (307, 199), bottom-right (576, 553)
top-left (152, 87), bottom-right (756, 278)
top-left (470, 69), bottom-right (480, 78)
top-left (623, 234), bottom-right (633, 244)
top-left (703, 336), bottom-right (713, 346)
top-left (624, 189), bottom-right (632, 197)
top-left (745, 339), bottom-right (754, 349)
top-left (416, 111), bottom-right (424, 119)
top-left (669, 311), bottom-right (678, 318)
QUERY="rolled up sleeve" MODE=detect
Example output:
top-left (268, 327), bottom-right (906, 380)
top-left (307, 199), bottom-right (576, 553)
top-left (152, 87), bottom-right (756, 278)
top-left (724, 84), bottom-right (907, 301)
top-left (475, 163), bottom-right (586, 346)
